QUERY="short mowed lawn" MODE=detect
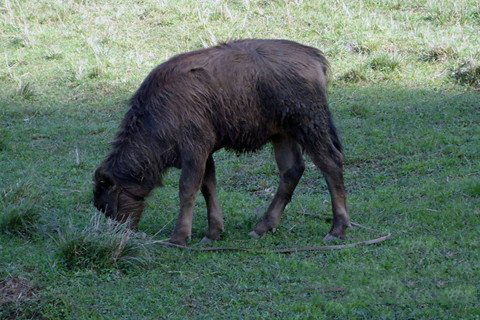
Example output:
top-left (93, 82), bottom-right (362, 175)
top-left (1, 1), bottom-right (479, 319)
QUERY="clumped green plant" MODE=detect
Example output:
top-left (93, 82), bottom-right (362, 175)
top-left (55, 214), bottom-right (155, 271)
top-left (369, 55), bottom-right (400, 72)
top-left (452, 60), bottom-right (480, 89)
top-left (0, 206), bottom-right (39, 238)
top-left (420, 46), bottom-right (457, 63)
top-left (464, 181), bottom-right (480, 198)
top-left (338, 68), bottom-right (367, 83)
top-left (87, 66), bottom-right (103, 79)
top-left (0, 128), bottom-right (9, 151)
top-left (44, 49), bottom-right (63, 61)
top-left (345, 41), bottom-right (371, 55)
top-left (0, 299), bottom-right (44, 319)
top-left (10, 36), bottom-right (27, 48)
top-left (16, 81), bottom-right (34, 99)
top-left (0, 183), bottom-right (40, 238)
top-left (349, 104), bottom-right (370, 119)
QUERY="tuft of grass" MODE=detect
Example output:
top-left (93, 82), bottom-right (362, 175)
top-left (0, 183), bottom-right (40, 238)
top-left (452, 60), bottom-right (480, 89)
top-left (420, 46), bottom-right (457, 63)
top-left (0, 128), bottom-right (9, 152)
top-left (339, 68), bottom-right (367, 83)
top-left (10, 37), bottom-right (27, 48)
top-left (0, 299), bottom-right (44, 320)
top-left (44, 49), bottom-right (63, 61)
top-left (0, 206), bottom-right (39, 238)
top-left (16, 81), bottom-right (35, 100)
top-left (87, 66), bottom-right (104, 79)
top-left (369, 55), bottom-right (400, 72)
top-left (349, 104), bottom-right (370, 119)
top-left (345, 41), bottom-right (371, 55)
top-left (464, 181), bottom-right (480, 198)
top-left (55, 214), bottom-right (156, 271)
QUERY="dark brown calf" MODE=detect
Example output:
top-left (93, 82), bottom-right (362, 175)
top-left (93, 39), bottom-right (351, 245)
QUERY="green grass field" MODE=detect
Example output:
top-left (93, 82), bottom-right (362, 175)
top-left (1, 0), bottom-right (479, 318)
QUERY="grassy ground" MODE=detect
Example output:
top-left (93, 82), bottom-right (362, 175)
top-left (1, 0), bottom-right (479, 319)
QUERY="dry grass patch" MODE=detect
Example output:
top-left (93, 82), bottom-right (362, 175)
top-left (55, 213), bottom-right (157, 271)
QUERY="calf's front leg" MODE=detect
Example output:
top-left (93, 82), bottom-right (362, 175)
top-left (200, 155), bottom-right (224, 243)
top-left (169, 155), bottom-right (207, 246)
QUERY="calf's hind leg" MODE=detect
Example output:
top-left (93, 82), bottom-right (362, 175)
top-left (250, 136), bottom-right (305, 238)
top-left (305, 137), bottom-right (351, 241)
top-left (200, 155), bottom-right (224, 243)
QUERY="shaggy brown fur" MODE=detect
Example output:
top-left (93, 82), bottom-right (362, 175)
top-left (93, 39), bottom-right (351, 245)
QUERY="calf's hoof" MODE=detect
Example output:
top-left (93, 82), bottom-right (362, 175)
top-left (324, 220), bottom-right (350, 242)
top-left (323, 226), bottom-right (348, 242)
top-left (323, 233), bottom-right (341, 242)
top-left (168, 235), bottom-right (190, 247)
top-left (248, 230), bottom-right (261, 239)
top-left (250, 217), bottom-right (278, 239)
top-left (205, 228), bottom-right (223, 243)
top-left (199, 236), bottom-right (213, 244)
top-left (249, 227), bottom-right (276, 239)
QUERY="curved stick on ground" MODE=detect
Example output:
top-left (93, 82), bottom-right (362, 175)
top-left (152, 219), bottom-right (392, 254)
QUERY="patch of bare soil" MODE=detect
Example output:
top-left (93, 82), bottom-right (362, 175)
top-left (0, 277), bottom-right (38, 305)
top-left (0, 276), bottom-right (41, 319)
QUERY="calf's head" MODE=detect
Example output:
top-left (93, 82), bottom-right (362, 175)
top-left (93, 167), bottom-right (145, 228)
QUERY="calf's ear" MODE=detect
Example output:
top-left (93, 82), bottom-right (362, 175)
top-left (94, 167), bottom-right (115, 189)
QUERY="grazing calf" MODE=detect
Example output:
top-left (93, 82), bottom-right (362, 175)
top-left (93, 39), bottom-right (351, 245)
